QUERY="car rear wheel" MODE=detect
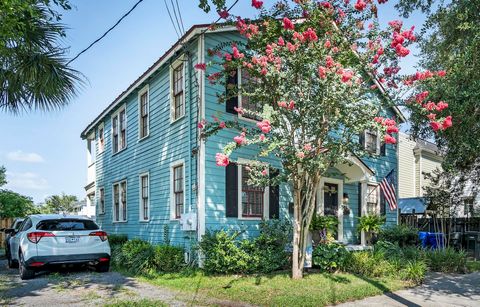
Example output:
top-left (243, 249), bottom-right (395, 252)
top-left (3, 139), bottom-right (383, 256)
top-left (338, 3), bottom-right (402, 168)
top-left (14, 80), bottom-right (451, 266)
top-left (95, 262), bottom-right (110, 273)
top-left (19, 252), bottom-right (35, 280)
top-left (7, 250), bottom-right (18, 269)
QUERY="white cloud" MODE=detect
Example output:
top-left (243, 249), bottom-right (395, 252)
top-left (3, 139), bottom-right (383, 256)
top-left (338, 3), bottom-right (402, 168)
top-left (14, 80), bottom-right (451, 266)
top-left (5, 172), bottom-right (49, 190)
top-left (6, 150), bottom-right (45, 163)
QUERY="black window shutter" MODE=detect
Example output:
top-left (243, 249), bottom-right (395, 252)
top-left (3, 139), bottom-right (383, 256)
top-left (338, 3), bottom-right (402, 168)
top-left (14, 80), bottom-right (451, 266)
top-left (380, 141), bottom-right (386, 156)
top-left (225, 162), bottom-right (238, 217)
top-left (357, 183), bottom-right (362, 217)
top-left (380, 189), bottom-right (386, 216)
top-left (359, 131), bottom-right (365, 148)
top-left (226, 70), bottom-right (238, 114)
top-left (269, 168), bottom-right (280, 219)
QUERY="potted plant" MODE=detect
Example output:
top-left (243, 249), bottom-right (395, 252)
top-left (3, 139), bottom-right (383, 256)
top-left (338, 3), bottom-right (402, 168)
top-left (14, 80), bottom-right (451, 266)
top-left (310, 215), bottom-right (339, 245)
top-left (357, 215), bottom-right (386, 245)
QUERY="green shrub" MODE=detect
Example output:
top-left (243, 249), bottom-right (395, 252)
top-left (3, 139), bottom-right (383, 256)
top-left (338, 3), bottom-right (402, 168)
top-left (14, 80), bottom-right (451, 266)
top-left (310, 215), bottom-right (338, 233)
top-left (252, 219), bottom-right (291, 273)
top-left (400, 260), bottom-right (427, 285)
top-left (108, 234), bottom-right (128, 246)
top-left (118, 239), bottom-right (156, 275)
top-left (426, 248), bottom-right (467, 273)
top-left (312, 242), bottom-right (348, 272)
top-left (379, 225), bottom-right (418, 247)
top-left (199, 230), bottom-right (251, 274)
top-left (375, 241), bottom-right (425, 262)
top-left (344, 251), bottom-right (395, 277)
top-left (153, 245), bottom-right (185, 273)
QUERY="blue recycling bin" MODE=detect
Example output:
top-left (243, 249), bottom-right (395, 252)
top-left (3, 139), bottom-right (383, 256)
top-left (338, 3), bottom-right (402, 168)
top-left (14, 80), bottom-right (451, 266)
top-left (428, 232), bottom-right (444, 249)
top-left (419, 232), bottom-right (429, 248)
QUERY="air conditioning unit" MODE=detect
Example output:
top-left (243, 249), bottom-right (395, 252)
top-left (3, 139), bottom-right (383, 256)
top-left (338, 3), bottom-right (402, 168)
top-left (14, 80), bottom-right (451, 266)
top-left (180, 212), bottom-right (197, 231)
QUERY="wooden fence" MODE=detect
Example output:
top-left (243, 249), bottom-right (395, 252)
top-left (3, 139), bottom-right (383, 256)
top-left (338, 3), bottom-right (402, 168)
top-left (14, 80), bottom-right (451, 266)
top-left (400, 215), bottom-right (480, 235)
top-left (0, 218), bottom-right (15, 247)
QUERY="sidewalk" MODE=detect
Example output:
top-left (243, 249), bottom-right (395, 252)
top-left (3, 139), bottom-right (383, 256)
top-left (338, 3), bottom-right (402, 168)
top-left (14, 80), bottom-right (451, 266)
top-left (336, 272), bottom-right (480, 307)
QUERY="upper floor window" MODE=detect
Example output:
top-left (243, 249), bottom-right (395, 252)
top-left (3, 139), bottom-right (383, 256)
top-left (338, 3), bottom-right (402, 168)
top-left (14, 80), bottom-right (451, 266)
top-left (171, 62), bottom-right (184, 121)
top-left (140, 173), bottom-right (149, 221)
top-left (226, 68), bottom-right (262, 121)
top-left (171, 162), bottom-right (184, 219)
top-left (98, 125), bottom-right (105, 153)
top-left (241, 165), bottom-right (265, 218)
top-left (366, 184), bottom-right (379, 214)
top-left (360, 130), bottom-right (380, 155)
top-left (98, 187), bottom-right (105, 214)
top-left (139, 86), bottom-right (149, 139)
top-left (112, 107), bottom-right (127, 154)
top-left (113, 180), bottom-right (127, 222)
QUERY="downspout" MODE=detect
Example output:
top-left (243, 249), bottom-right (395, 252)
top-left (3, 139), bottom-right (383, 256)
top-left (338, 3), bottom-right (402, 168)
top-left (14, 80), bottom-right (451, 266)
top-left (187, 51), bottom-right (193, 213)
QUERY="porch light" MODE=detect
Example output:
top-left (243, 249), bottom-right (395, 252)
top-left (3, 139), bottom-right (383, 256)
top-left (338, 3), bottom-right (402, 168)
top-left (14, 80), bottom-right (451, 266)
top-left (343, 193), bottom-right (349, 205)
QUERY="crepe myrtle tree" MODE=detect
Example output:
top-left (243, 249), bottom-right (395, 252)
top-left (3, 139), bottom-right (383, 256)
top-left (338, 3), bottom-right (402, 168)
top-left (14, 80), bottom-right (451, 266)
top-left (196, 0), bottom-right (451, 279)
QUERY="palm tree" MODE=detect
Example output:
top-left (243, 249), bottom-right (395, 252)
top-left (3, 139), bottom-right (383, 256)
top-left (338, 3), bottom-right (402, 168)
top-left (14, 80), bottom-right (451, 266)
top-left (0, 0), bottom-right (82, 113)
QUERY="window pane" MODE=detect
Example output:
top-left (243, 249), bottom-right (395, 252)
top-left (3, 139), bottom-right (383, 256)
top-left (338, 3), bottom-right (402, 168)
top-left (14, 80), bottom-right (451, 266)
top-left (241, 166), bottom-right (264, 217)
top-left (240, 69), bottom-right (262, 120)
top-left (121, 182), bottom-right (127, 221)
top-left (114, 185), bottom-right (119, 221)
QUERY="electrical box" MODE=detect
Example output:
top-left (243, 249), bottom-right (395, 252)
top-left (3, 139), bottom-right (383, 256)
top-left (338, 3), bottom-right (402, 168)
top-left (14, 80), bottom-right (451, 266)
top-left (180, 212), bottom-right (197, 231)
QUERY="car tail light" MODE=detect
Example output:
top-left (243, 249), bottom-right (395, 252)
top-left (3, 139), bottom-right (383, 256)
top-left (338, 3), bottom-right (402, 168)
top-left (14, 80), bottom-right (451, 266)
top-left (89, 231), bottom-right (108, 241)
top-left (27, 232), bottom-right (55, 244)
top-left (98, 257), bottom-right (109, 262)
top-left (29, 262), bottom-right (45, 267)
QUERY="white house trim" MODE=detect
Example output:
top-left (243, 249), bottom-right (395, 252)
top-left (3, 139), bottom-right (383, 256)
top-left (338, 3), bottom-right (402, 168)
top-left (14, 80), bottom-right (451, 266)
top-left (317, 177), bottom-right (344, 243)
top-left (111, 104), bottom-right (127, 155)
top-left (197, 34), bottom-right (206, 241)
top-left (137, 84), bottom-right (150, 141)
top-left (138, 172), bottom-right (150, 222)
top-left (236, 158), bottom-right (270, 220)
top-left (170, 159), bottom-right (186, 221)
top-left (170, 56), bottom-right (186, 124)
top-left (112, 179), bottom-right (128, 223)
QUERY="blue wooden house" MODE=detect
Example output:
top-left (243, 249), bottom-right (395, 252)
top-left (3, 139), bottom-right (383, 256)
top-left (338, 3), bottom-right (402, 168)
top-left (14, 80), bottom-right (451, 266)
top-left (81, 24), bottom-right (404, 255)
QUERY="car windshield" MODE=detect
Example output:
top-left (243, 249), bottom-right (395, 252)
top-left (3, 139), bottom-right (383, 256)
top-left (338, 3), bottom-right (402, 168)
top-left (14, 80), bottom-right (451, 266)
top-left (36, 219), bottom-right (99, 231)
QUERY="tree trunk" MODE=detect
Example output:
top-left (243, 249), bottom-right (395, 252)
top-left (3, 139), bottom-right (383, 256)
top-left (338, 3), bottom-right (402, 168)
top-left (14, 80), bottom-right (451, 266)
top-left (291, 175), bottom-right (320, 279)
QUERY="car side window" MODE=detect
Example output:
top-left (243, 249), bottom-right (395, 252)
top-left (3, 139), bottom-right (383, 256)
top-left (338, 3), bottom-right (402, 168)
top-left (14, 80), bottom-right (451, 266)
top-left (19, 219), bottom-right (32, 232)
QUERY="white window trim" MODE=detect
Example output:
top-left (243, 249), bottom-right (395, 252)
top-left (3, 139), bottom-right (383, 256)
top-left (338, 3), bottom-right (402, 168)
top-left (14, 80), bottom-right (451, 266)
top-left (236, 158), bottom-right (269, 220)
top-left (87, 132), bottom-right (96, 167)
top-left (237, 67), bottom-right (261, 123)
top-left (98, 187), bottom-right (105, 215)
top-left (170, 159), bottom-right (185, 220)
top-left (364, 129), bottom-right (381, 155)
top-left (139, 172), bottom-right (150, 222)
top-left (111, 104), bottom-right (127, 155)
top-left (317, 177), bottom-right (344, 242)
top-left (366, 182), bottom-right (380, 215)
top-left (138, 85), bottom-right (150, 141)
top-left (112, 180), bottom-right (128, 223)
top-left (97, 123), bottom-right (105, 154)
top-left (170, 57), bottom-right (186, 124)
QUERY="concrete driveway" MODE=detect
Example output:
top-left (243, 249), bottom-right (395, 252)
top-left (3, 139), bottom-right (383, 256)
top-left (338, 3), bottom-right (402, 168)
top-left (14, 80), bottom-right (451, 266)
top-left (336, 272), bottom-right (480, 307)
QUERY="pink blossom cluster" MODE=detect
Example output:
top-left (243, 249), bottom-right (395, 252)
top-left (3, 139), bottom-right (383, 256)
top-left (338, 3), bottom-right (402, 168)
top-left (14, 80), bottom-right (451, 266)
top-left (256, 120), bottom-right (272, 133)
top-left (277, 100), bottom-right (295, 110)
top-left (216, 153), bottom-right (229, 166)
top-left (374, 117), bottom-right (399, 144)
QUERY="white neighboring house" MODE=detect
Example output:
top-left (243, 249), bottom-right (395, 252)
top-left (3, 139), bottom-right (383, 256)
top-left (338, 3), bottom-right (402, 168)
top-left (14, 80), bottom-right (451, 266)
top-left (398, 132), bottom-right (479, 217)
top-left (73, 199), bottom-right (96, 219)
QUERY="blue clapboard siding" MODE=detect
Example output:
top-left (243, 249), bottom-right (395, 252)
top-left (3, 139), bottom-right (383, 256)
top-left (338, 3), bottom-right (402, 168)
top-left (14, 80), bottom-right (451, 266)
top-left (93, 40), bottom-right (200, 249)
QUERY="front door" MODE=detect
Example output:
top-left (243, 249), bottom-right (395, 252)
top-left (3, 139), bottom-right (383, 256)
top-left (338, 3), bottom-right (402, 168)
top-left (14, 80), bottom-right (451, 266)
top-left (324, 183), bottom-right (339, 216)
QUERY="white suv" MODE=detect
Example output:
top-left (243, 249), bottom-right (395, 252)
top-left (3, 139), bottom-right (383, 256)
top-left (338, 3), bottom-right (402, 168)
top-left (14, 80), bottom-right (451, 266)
top-left (8, 214), bottom-right (111, 280)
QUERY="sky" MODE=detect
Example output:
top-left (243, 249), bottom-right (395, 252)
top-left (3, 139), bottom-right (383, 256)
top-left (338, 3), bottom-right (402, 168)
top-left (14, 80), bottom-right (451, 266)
top-left (0, 0), bottom-right (426, 203)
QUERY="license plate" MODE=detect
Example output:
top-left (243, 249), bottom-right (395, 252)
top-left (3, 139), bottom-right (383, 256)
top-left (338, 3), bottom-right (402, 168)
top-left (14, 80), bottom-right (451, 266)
top-left (65, 236), bottom-right (80, 243)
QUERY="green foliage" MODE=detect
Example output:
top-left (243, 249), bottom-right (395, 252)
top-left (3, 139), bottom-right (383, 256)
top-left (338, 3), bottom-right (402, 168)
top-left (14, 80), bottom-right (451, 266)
top-left (199, 230), bottom-right (251, 274)
top-left (108, 234), bottom-right (128, 246)
top-left (357, 215), bottom-right (385, 244)
top-left (112, 238), bottom-right (185, 275)
top-left (399, 260), bottom-right (427, 284)
top-left (0, 166), bottom-right (6, 187)
top-left (0, 0), bottom-right (81, 113)
top-left (40, 193), bottom-right (78, 214)
top-left (116, 239), bottom-right (156, 275)
top-left (198, 0), bottom-right (226, 13)
top-left (344, 251), bottom-right (395, 278)
top-left (200, 220), bottom-right (291, 274)
top-left (153, 245), bottom-right (185, 273)
top-left (310, 215), bottom-right (338, 233)
top-left (0, 189), bottom-right (38, 218)
top-left (378, 225), bottom-right (418, 247)
top-left (426, 248), bottom-right (467, 273)
top-left (312, 242), bottom-right (348, 272)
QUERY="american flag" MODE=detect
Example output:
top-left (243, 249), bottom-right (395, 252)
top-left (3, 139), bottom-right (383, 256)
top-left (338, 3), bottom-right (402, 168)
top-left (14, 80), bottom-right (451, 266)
top-left (380, 169), bottom-right (397, 210)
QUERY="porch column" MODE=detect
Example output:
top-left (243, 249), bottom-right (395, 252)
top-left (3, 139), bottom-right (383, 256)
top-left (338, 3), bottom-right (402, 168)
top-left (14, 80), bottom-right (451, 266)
top-left (360, 181), bottom-right (368, 246)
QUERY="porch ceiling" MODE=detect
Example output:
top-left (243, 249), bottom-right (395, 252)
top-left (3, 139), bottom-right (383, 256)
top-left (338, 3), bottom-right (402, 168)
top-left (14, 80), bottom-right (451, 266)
top-left (336, 154), bottom-right (375, 183)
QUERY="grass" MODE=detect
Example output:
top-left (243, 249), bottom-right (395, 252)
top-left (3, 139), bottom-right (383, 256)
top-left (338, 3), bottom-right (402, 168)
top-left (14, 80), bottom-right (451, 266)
top-left (134, 270), bottom-right (409, 306)
top-left (467, 261), bottom-right (480, 272)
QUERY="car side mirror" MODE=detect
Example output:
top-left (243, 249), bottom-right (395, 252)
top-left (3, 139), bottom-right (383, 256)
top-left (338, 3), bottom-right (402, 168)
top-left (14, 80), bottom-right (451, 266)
top-left (4, 228), bottom-right (15, 234)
